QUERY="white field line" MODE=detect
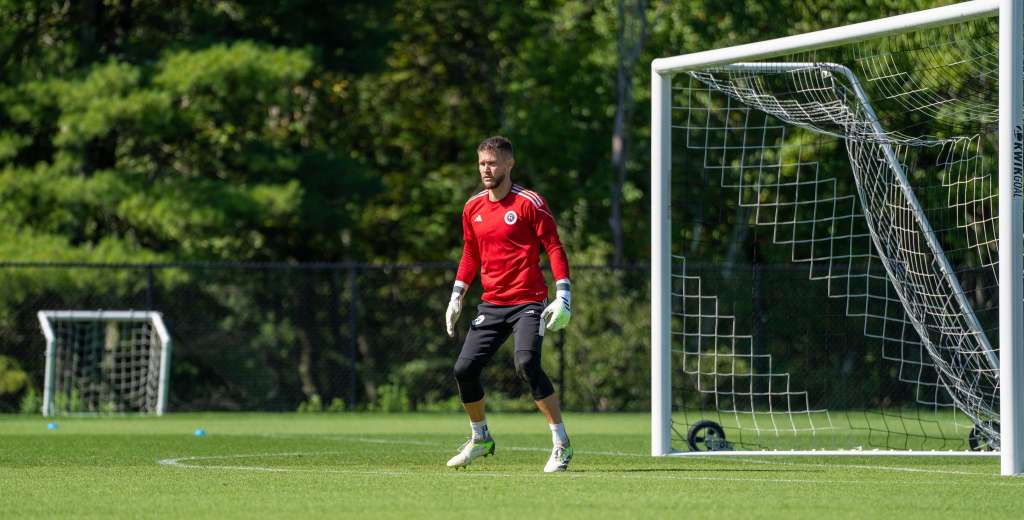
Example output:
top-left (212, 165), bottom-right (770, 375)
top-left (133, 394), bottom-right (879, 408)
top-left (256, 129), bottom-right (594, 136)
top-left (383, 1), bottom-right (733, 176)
top-left (350, 437), bottom-right (999, 477)
top-left (156, 437), bottom-right (1021, 483)
top-left (155, 453), bottom-right (909, 485)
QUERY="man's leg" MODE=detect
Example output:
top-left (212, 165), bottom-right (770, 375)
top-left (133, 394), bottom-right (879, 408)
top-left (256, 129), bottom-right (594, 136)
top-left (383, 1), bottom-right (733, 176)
top-left (448, 304), bottom-right (510, 468)
top-left (459, 397), bottom-right (488, 443)
top-left (462, 398), bottom-right (486, 422)
top-left (511, 303), bottom-right (572, 472)
top-left (535, 393), bottom-right (562, 425)
top-left (453, 359), bottom-right (489, 440)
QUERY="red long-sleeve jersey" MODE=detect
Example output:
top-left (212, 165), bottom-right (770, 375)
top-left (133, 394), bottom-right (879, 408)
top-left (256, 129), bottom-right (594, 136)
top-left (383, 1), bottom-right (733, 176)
top-left (456, 184), bottom-right (570, 305)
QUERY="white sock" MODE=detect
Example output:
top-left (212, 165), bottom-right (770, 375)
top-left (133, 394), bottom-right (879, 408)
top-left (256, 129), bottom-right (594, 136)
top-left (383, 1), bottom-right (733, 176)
top-left (471, 419), bottom-right (489, 440)
top-left (550, 423), bottom-right (569, 447)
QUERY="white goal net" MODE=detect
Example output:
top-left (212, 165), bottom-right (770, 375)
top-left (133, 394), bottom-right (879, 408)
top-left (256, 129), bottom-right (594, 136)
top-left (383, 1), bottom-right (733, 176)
top-left (38, 310), bottom-right (172, 415)
top-left (652, 0), bottom-right (1023, 469)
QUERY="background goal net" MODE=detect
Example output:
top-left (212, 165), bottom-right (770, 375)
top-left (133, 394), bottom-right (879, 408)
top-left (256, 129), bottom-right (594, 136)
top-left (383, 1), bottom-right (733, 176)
top-left (38, 310), bottom-right (172, 415)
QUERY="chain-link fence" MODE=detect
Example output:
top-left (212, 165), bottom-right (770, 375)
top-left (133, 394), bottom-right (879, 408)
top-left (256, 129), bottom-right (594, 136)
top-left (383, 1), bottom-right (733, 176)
top-left (1, 260), bottom-right (958, 415)
top-left (0, 262), bottom-right (650, 412)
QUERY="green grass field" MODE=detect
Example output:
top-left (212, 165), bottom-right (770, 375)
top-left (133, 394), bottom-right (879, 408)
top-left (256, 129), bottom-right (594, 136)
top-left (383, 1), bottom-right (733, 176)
top-left (1, 412), bottom-right (1021, 519)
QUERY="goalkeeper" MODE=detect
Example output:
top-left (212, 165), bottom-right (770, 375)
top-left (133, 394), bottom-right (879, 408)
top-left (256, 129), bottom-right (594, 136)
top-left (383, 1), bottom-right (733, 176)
top-left (444, 136), bottom-right (573, 473)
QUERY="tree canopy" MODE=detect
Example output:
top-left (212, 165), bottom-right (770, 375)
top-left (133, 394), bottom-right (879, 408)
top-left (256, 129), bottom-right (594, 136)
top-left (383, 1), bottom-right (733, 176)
top-left (0, 0), bottom-right (960, 266)
top-left (0, 1), bottom-right (970, 412)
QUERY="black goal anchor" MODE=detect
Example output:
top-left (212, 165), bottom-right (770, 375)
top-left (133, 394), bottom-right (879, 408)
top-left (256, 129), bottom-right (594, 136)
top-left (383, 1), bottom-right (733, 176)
top-left (686, 420), bottom-right (733, 452)
top-left (968, 421), bottom-right (1000, 452)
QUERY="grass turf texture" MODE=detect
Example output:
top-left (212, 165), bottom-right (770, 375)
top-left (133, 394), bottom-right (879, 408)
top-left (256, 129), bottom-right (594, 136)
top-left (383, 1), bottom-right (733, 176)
top-left (0, 412), bottom-right (1020, 519)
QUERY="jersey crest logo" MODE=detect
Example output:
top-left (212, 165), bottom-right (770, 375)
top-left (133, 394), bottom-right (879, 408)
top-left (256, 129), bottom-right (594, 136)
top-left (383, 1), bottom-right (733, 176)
top-left (474, 214), bottom-right (483, 223)
top-left (504, 210), bottom-right (518, 225)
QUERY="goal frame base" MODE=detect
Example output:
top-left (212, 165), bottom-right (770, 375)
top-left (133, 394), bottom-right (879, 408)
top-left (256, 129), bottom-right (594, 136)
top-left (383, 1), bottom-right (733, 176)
top-left (665, 450), bottom-right (998, 458)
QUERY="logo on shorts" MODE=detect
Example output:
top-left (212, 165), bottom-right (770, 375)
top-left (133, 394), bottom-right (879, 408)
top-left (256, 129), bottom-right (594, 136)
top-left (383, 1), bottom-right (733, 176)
top-left (504, 210), bottom-right (517, 225)
top-left (473, 315), bottom-right (485, 326)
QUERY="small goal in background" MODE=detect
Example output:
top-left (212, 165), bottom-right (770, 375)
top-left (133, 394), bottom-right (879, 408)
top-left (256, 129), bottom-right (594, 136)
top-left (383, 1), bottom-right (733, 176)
top-left (38, 310), bottom-right (172, 416)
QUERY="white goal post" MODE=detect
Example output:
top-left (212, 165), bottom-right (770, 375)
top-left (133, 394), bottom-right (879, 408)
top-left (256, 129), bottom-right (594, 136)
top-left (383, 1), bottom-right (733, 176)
top-left (650, 0), bottom-right (1023, 476)
top-left (38, 310), bottom-right (173, 416)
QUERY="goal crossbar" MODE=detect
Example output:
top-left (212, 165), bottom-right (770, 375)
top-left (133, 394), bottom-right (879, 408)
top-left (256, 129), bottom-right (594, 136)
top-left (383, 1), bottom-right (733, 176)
top-left (652, 0), bottom-right (999, 74)
top-left (651, 0), bottom-right (1023, 476)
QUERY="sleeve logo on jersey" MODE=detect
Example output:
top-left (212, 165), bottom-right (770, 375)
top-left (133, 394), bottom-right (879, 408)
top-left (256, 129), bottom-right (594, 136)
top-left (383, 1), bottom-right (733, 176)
top-left (504, 210), bottom-right (518, 225)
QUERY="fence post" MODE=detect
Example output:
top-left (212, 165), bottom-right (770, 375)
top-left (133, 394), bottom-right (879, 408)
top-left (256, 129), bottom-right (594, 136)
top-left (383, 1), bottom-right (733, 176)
top-left (557, 330), bottom-right (566, 406)
top-left (146, 264), bottom-right (155, 310)
top-left (752, 260), bottom-right (764, 391)
top-left (347, 265), bottom-right (359, 409)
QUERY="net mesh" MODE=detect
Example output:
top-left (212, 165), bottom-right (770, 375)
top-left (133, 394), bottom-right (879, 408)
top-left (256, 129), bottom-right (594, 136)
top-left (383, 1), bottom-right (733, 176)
top-left (48, 316), bottom-right (165, 414)
top-left (672, 18), bottom-right (1010, 451)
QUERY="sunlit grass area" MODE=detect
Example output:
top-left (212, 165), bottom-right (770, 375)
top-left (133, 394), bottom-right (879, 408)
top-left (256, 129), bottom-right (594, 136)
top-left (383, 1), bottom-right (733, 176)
top-left (0, 412), bottom-right (1019, 519)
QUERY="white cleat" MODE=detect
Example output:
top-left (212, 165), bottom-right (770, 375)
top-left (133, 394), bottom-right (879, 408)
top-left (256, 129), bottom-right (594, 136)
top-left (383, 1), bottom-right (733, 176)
top-left (446, 436), bottom-right (496, 468)
top-left (544, 443), bottom-right (573, 473)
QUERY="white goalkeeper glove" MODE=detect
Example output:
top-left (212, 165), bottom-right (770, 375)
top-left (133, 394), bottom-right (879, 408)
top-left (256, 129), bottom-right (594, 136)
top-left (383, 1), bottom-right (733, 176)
top-left (542, 279), bottom-right (571, 331)
top-left (445, 281), bottom-right (467, 338)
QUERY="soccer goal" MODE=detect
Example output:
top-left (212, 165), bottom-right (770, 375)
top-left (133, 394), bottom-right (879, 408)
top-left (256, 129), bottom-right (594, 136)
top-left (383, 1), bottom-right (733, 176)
top-left (650, 0), bottom-right (1024, 475)
top-left (38, 310), bottom-right (172, 416)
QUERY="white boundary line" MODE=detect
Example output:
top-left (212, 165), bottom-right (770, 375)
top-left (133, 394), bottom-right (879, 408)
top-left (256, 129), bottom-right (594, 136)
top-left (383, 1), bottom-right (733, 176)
top-left (667, 450), bottom-right (997, 458)
top-left (155, 436), bottom-right (1019, 482)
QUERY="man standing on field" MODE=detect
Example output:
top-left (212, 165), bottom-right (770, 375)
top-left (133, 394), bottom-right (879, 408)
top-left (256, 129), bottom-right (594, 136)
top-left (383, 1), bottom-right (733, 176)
top-left (444, 136), bottom-right (573, 472)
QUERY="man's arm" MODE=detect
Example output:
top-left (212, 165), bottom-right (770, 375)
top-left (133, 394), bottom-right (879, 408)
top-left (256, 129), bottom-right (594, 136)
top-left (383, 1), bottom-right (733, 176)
top-left (532, 196), bottom-right (571, 331)
top-left (447, 209), bottom-right (480, 337)
top-left (456, 206), bottom-right (480, 288)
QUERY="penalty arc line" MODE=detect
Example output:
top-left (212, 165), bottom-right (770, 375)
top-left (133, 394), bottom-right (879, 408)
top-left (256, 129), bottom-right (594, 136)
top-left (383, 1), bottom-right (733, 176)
top-left (155, 453), bottom-right (927, 485)
top-left (157, 438), bottom-right (1021, 483)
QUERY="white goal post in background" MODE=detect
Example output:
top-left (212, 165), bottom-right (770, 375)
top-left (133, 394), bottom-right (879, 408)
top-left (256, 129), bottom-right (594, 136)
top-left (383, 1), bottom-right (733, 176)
top-left (651, 0), bottom-right (1023, 475)
top-left (39, 310), bottom-right (172, 416)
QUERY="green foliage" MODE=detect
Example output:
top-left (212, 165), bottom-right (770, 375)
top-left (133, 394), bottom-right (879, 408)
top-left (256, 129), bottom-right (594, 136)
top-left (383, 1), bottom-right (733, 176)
top-left (562, 268), bottom-right (649, 411)
top-left (297, 394), bottom-right (323, 413)
top-left (416, 394), bottom-right (465, 413)
top-left (0, 355), bottom-right (28, 395)
top-left (372, 383), bottom-right (411, 413)
top-left (297, 396), bottom-right (349, 413)
top-left (0, 355), bottom-right (30, 413)
top-left (53, 388), bottom-right (83, 414)
top-left (482, 392), bottom-right (539, 413)
top-left (18, 386), bottom-right (40, 415)
top-left (0, 1), bottom-right (967, 267)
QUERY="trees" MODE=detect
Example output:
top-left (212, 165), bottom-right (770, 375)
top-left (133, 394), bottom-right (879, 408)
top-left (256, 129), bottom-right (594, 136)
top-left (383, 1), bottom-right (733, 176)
top-left (0, 0), bottom-right (965, 265)
top-left (0, 1), bottom-right (969, 411)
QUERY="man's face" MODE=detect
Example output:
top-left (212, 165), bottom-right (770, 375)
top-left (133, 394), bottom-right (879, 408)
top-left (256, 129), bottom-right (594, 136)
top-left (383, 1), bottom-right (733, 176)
top-left (478, 149), bottom-right (513, 189)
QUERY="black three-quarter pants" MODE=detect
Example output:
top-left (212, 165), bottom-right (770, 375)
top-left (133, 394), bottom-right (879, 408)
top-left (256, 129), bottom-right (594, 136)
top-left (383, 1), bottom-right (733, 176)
top-left (453, 301), bottom-right (555, 403)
